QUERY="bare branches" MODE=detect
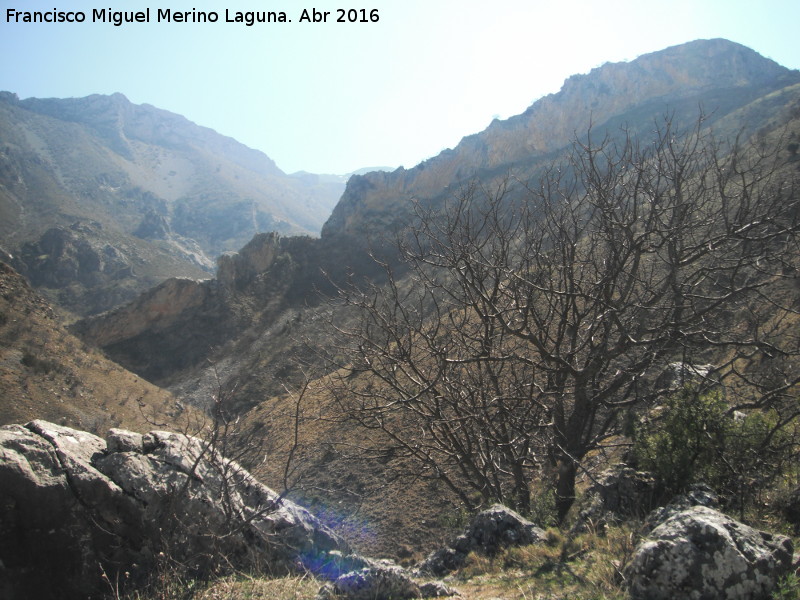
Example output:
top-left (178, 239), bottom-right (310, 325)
top-left (325, 114), bottom-right (800, 522)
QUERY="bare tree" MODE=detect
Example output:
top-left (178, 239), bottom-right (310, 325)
top-left (325, 115), bottom-right (800, 522)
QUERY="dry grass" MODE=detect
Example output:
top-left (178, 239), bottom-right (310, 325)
top-left (195, 574), bottom-right (321, 600)
top-left (447, 526), bottom-right (634, 600)
top-left (123, 525), bottom-right (641, 600)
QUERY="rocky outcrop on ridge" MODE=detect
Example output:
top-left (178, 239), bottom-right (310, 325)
top-left (216, 231), bottom-right (281, 290)
top-left (0, 420), bottom-right (349, 600)
top-left (71, 275), bottom-right (229, 382)
top-left (72, 231), bottom-right (298, 386)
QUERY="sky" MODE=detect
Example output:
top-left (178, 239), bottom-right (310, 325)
top-left (2, 0), bottom-right (799, 175)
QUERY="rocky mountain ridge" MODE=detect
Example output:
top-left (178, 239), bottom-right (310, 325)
top-left (323, 38), bottom-right (800, 239)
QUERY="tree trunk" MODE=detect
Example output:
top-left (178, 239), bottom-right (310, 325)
top-left (555, 459), bottom-right (577, 524)
top-left (511, 461), bottom-right (531, 515)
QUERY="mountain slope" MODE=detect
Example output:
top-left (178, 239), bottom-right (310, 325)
top-left (66, 38), bottom-right (800, 558)
top-left (0, 261), bottom-right (194, 432)
top-left (0, 92), bottom-right (344, 315)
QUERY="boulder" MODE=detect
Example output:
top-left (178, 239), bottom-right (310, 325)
top-left (316, 565), bottom-right (422, 600)
top-left (418, 504), bottom-right (546, 576)
top-left (641, 483), bottom-right (720, 534)
top-left (590, 466), bottom-right (658, 517)
top-left (315, 554), bottom-right (458, 599)
top-left (316, 565), bottom-right (459, 599)
top-left (573, 465), bottom-right (658, 533)
top-left (0, 421), bottom-right (349, 599)
top-left (656, 361), bottom-right (716, 391)
top-left (624, 505), bottom-right (793, 600)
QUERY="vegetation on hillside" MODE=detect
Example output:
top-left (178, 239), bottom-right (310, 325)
top-left (323, 114), bottom-right (800, 524)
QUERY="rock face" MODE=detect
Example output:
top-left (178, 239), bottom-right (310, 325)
top-left (624, 505), bottom-right (793, 600)
top-left (71, 275), bottom-right (230, 383)
top-left (418, 504), bottom-right (546, 576)
top-left (71, 231), bottom-right (299, 387)
top-left (14, 224), bottom-right (133, 289)
top-left (0, 421), bottom-right (349, 600)
top-left (216, 231), bottom-right (281, 290)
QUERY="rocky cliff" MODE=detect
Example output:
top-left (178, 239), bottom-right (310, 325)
top-left (322, 39), bottom-right (800, 240)
top-left (71, 232), bottom-right (306, 389)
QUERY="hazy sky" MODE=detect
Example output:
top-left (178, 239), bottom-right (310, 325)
top-left (2, 0), bottom-right (799, 174)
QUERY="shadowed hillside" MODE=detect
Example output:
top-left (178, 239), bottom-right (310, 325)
top-left (0, 261), bottom-right (195, 432)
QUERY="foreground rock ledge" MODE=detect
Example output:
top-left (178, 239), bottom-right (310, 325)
top-left (0, 421), bottom-right (349, 600)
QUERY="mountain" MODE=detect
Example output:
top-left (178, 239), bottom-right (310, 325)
top-left (0, 92), bottom-right (345, 315)
top-left (323, 39), bottom-right (800, 240)
top-left (73, 38), bottom-right (800, 404)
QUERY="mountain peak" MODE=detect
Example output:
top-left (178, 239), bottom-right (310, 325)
top-left (560, 37), bottom-right (791, 98)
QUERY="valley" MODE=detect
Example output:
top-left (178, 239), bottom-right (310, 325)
top-left (2, 38), bottom-right (800, 599)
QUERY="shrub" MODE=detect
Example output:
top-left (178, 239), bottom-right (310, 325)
top-left (21, 350), bottom-right (59, 374)
top-left (633, 387), bottom-right (797, 513)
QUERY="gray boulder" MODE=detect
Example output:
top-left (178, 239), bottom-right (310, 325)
top-left (641, 483), bottom-right (720, 534)
top-left (573, 465), bottom-right (658, 534)
top-left (316, 564), bottom-right (422, 600)
top-left (0, 421), bottom-right (349, 599)
top-left (624, 505), bottom-right (793, 600)
top-left (418, 504), bottom-right (546, 576)
top-left (315, 554), bottom-right (458, 599)
top-left (316, 566), bottom-right (459, 600)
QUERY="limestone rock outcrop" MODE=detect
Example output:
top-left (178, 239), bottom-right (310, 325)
top-left (70, 275), bottom-right (229, 382)
top-left (216, 231), bottom-right (280, 290)
top-left (0, 421), bottom-right (349, 600)
top-left (317, 564), bottom-right (423, 600)
top-left (624, 505), bottom-right (793, 599)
